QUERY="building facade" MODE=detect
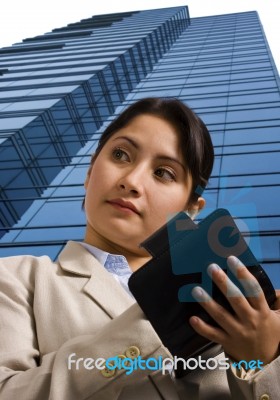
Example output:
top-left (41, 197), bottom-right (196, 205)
top-left (0, 6), bottom-right (279, 287)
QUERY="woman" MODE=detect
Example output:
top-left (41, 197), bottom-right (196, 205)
top-left (0, 97), bottom-right (279, 399)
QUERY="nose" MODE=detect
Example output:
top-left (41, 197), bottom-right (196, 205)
top-left (118, 165), bottom-right (145, 195)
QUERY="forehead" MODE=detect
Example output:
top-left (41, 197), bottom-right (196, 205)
top-left (110, 114), bottom-right (182, 147)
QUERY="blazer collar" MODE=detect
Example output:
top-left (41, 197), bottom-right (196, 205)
top-left (58, 240), bottom-right (98, 277)
top-left (58, 241), bottom-right (135, 318)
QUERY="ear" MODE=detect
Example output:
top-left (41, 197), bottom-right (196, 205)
top-left (84, 153), bottom-right (96, 190)
top-left (187, 197), bottom-right (205, 219)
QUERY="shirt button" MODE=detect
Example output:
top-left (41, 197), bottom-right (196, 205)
top-left (260, 395), bottom-right (270, 400)
top-left (100, 363), bottom-right (116, 378)
top-left (125, 346), bottom-right (141, 359)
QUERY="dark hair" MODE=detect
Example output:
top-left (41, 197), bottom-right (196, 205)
top-left (90, 97), bottom-right (214, 201)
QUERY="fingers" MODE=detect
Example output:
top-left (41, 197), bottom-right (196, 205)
top-left (191, 286), bottom-right (240, 333)
top-left (190, 256), bottom-right (268, 331)
top-left (204, 262), bottom-right (252, 319)
top-left (189, 257), bottom-right (278, 362)
top-left (226, 256), bottom-right (267, 310)
top-left (189, 314), bottom-right (227, 344)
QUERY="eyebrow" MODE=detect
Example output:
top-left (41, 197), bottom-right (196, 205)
top-left (112, 135), bottom-right (186, 172)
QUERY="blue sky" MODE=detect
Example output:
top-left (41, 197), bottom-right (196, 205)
top-left (0, 0), bottom-right (279, 73)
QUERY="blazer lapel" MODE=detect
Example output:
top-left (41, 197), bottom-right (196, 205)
top-left (58, 241), bottom-right (135, 319)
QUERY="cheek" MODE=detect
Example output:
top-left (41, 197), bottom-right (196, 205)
top-left (145, 193), bottom-right (185, 227)
top-left (153, 186), bottom-right (190, 212)
top-left (175, 192), bottom-right (190, 210)
top-left (150, 195), bottom-right (189, 227)
top-left (87, 160), bottom-right (112, 190)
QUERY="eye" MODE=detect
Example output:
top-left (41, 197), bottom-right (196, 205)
top-left (112, 147), bottom-right (129, 162)
top-left (154, 167), bottom-right (176, 182)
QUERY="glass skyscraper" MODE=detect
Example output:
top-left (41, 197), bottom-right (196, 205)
top-left (0, 6), bottom-right (279, 287)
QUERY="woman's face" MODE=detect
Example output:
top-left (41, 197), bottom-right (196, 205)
top-left (84, 114), bottom-right (204, 260)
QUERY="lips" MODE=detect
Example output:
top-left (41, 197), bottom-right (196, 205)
top-left (107, 198), bottom-right (140, 215)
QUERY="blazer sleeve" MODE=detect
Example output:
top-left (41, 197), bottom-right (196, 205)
top-left (227, 356), bottom-right (280, 399)
top-left (0, 257), bottom-right (170, 400)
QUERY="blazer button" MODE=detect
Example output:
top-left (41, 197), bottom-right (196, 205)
top-left (125, 346), bottom-right (141, 359)
top-left (117, 354), bottom-right (126, 361)
top-left (116, 354), bottom-right (129, 368)
top-left (101, 363), bottom-right (116, 378)
top-left (260, 395), bottom-right (270, 400)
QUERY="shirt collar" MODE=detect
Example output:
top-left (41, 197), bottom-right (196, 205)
top-left (79, 242), bottom-right (132, 276)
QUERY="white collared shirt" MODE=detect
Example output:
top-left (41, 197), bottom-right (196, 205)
top-left (79, 242), bottom-right (134, 297)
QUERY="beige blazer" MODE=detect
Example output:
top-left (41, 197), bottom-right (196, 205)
top-left (0, 241), bottom-right (279, 399)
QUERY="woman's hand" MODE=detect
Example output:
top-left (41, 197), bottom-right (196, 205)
top-left (189, 255), bottom-right (280, 365)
